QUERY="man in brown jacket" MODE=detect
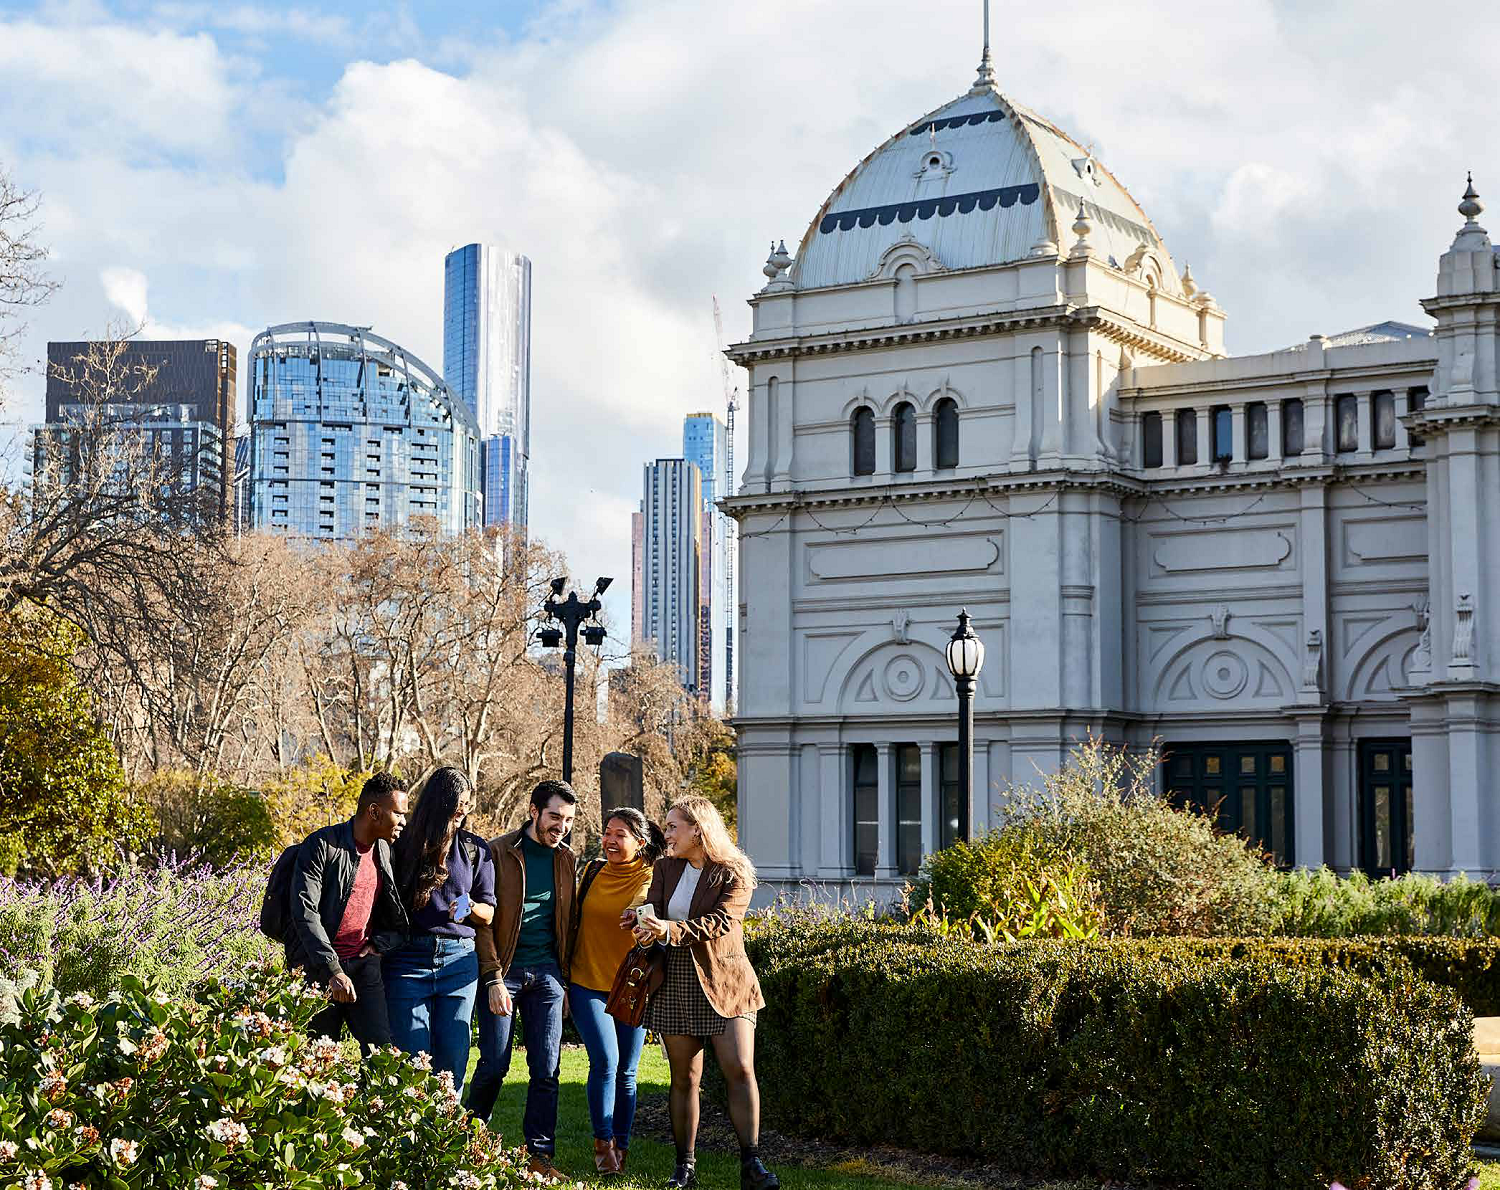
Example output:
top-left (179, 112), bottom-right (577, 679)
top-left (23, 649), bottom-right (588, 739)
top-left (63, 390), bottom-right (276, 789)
top-left (466, 779), bottom-right (577, 1177)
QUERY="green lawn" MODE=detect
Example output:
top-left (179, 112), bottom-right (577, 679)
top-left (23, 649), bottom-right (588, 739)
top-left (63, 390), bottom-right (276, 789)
top-left (475, 1043), bottom-right (959, 1189)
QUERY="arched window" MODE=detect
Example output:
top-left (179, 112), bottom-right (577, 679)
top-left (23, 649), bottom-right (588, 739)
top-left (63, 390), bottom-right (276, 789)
top-left (893, 401), bottom-right (916, 472)
top-left (851, 406), bottom-right (875, 476)
top-left (933, 398), bottom-right (959, 469)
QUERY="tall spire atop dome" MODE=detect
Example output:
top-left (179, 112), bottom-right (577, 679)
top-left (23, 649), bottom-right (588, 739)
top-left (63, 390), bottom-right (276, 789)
top-left (1460, 172), bottom-right (1485, 225)
top-left (970, 0), bottom-right (996, 93)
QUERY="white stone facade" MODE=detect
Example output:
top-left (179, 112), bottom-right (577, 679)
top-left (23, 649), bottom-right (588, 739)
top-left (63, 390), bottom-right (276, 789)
top-left (723, 69), bottom-right (1500, 899)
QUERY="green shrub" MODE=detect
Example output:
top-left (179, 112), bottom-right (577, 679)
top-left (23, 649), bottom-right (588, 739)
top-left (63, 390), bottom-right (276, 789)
top-left (1275, 866), bottom-right (1500, 937)
top-left (0, 861), bottom-right (276, 1008)
top-left (741, 916), bottom-right (1486, 1189)
top-left (999, 738), bottom-right (1282, 936)
top-left (910, 827), bottom-right (1104, 941)
top-left (0, 966), bottom-right (531, 1188)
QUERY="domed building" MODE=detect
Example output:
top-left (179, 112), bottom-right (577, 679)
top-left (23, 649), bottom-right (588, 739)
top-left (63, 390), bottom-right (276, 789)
top-left (724, 40), bottom-right (1499, 896)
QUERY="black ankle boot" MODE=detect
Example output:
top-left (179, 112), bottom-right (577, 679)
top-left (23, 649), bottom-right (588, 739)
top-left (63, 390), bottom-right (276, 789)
top-left (666, 1159), bottom-right (698, 1188)
top-left (741, 1157), bottom-right (779, 1190)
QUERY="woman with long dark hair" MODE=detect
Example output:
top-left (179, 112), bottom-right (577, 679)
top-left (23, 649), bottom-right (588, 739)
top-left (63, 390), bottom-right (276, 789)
top-left (384, 766), bottom-right (496, 1094)
top-left (627, 796), bottom-right (777, 1190)
top-left (567, 807), bottom-right (665, 1176)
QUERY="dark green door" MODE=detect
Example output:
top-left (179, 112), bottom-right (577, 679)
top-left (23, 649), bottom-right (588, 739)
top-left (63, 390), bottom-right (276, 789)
top-left (1358, 740), bottom-right (1413, 876)
top-left (1164, 742), bottom-right (1294, 866)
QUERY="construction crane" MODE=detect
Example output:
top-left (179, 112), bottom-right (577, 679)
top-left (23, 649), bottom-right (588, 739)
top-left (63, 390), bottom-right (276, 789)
top-left (712, 297), bottom-right (738, 706)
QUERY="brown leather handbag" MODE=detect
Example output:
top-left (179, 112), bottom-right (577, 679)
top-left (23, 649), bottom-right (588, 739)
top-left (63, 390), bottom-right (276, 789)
top-left (604, 943), bottom-right (666, 1027)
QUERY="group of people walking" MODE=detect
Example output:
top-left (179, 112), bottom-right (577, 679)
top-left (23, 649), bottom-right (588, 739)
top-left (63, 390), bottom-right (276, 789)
top-left (280, 767), bottom-right (777, 1190)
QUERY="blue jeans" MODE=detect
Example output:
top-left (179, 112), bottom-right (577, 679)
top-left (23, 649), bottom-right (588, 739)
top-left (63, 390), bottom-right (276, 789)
top-left (466, 960), bottom-right (565, 1156)
top-left (382, 935), bottom-right (479, 1096)
top-left (568, 983), bottom-right (646, 1146)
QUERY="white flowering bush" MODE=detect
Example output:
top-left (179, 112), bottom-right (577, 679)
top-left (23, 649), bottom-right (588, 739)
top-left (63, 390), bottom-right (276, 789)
top-left (0, 966), bottom-right (539, 1188)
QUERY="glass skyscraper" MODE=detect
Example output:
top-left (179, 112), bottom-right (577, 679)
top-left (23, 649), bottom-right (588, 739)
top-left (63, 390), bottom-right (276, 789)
top-left (248, 321), bottom-right (480, 540)
top-left (443, 244), bottom-right (531, 533)
top-left (638, 458), bottom-right (703, 691)
top-left (682, 412), bottom-right (730, 711)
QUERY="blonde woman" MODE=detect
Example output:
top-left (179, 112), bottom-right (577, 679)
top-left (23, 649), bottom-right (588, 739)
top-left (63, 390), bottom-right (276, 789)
top-left (626, 796), bottom-right (778, 1190)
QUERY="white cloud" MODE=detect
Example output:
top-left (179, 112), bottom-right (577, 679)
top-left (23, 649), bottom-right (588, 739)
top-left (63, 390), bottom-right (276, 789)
top-left (100, 265), bottom-right (149, 326)
top-left (3, 0), bottom-right (1499, 616)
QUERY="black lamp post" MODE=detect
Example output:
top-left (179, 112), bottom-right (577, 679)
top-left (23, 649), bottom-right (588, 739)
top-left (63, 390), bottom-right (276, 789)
top-left (537, 575), bottom-right (611, 784)
top-left (944, 609), bottom-right (985, 843)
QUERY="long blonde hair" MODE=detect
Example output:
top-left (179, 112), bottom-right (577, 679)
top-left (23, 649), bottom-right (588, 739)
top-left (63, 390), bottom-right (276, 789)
top-left (670, 795), bottom-right (756, 889)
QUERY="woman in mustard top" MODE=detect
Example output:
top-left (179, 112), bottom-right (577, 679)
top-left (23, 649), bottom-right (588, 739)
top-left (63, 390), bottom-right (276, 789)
top-left (569, 807), bottom-right (664, 1176)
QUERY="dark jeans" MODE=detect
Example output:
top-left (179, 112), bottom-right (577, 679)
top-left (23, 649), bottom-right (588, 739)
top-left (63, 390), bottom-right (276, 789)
top-left (383, 935), bottom-right (479, 1097)
top-left (306, 953), bottom-right (391, 1055)
top-left (466, 959), bottom-right (565, 1156)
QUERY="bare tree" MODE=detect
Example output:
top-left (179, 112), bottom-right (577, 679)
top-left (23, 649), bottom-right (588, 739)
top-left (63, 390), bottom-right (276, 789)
top-left (0, 164), bottom-right (57, 411)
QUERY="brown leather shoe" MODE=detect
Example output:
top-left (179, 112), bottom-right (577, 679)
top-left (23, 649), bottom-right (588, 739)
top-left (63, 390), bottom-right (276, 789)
top-left (526, 1152), bottom-right (563, 1183)
top-left (612, 1142), bottom-right (628, 1175)
top-left (594, 1138), bottom-right (622, 1175)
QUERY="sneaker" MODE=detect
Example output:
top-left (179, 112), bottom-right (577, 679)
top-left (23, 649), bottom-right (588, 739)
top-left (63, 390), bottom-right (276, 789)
top-left (665, 1160), bottom-right (698, 1188)
top-left (741, 1157), bottom-right (780, 1190)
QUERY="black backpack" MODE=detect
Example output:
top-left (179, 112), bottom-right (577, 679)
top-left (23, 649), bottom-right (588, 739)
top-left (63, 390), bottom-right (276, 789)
top-left (259, 842), bottom-right (303, 943)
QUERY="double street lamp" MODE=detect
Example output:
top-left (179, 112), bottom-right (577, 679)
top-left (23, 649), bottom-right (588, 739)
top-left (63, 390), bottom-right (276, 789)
top-left (536, 575), bottom-right (612, 785)
top-left (944, 609), bottom-right (985, 843)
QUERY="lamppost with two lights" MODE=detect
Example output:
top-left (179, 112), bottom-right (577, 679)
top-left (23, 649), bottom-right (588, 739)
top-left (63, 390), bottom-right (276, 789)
top-left (536, 575), bottom-right (612, 784)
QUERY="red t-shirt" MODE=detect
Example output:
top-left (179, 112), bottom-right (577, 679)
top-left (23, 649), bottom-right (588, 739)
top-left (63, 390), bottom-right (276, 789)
top-left (332, 842), bottom-right (381, 959)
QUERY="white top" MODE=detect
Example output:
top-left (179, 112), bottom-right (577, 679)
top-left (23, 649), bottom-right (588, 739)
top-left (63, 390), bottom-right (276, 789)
top-left (665, 863), bottom-right (703, 925)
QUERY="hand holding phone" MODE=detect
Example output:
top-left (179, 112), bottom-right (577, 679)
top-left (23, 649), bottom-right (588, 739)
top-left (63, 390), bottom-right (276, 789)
top-left (451, 891), bottom-right (472, 922)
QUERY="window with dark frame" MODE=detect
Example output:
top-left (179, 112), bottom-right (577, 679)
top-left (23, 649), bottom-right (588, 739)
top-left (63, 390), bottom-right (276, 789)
top-left (1247, 402), bottom-right (1269, 459)
top-left (896, 744), bottom-right (922, 876)
top-left (893, 401), bottom-right (917, 472)
top-left (1359, 739), bottom-right (1413, 877)
top-left (1409, 387), bottom-right (1428, 447)
top-left (852, 407), bottom-right (876, 475)
top-left (1373, 391), bottom-right (1396, 450)
top-left (1176, 408), bottom-right (1198, 465)
top-left (1282, 398), bottom-right (1305, 456)
top-left (851, 744), bottom-right (879, 876)
top-left (934, 398), bottom-right (959, 469)
top-left (938, 743), bottom-right (962, 850)
top-left (1164, 742), bottom-right (1294, 866)
top-left (1142, 411), bottom-right (1163, 468)
top-left (1335, 394), bottom-right (1359, 453)
top-left (1211, 406), bottom-right (1232, 462)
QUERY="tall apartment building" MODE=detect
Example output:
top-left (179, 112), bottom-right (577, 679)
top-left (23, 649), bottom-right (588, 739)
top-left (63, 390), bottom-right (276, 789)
top-left (39, 338), bottom-right (237, 526)
top-left (443, 244), bottom-right (531, 533)
top-left (248, 321), bottom-right (480, 540)
top-left (683, 412), bottom-right (730, 711)
top-left (638, 458), bottom-right (703, 690)
top-left (630, 509), bottom-right (645, 647)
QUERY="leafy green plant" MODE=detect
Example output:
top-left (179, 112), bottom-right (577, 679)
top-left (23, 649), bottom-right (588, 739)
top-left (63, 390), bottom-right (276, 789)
top-left (1275, 865), bottom-right (1500, 937)
top-left (741, 915), bottom-right (1486, 1190)
top-left (0, 965), bottom-right (532, 1188)
top-left (139, 771), bottom-right (279, 866)
top-left (1000, 736), bottom-right (1281, 936)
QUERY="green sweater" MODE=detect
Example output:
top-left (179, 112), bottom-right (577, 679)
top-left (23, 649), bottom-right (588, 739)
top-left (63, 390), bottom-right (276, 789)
top-left (513, 832), bottom-right (558, 966)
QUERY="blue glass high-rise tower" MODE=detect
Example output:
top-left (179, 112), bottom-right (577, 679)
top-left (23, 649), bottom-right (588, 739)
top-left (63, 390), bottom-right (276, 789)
top-left (683, 412), bottom-right (730, 712)
top-left (443, 244), bottom-right (531, 533)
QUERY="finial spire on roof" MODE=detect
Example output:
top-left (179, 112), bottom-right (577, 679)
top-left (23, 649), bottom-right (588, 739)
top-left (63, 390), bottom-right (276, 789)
top-left (970, 0), bottom-right (996, 93)
top-left (1459, 172), bottom-right (1485, 224)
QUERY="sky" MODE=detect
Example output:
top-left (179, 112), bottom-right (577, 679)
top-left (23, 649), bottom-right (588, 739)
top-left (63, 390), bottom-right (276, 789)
top-left (0, 0), bottom-right (1494, 636)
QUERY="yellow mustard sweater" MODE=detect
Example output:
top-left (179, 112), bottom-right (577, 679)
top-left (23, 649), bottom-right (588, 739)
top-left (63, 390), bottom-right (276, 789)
top-left (570, 857), bottom-right (652, 993)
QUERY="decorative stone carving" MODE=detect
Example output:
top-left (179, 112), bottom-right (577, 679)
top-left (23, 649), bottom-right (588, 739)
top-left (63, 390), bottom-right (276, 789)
top-left (890, 609), bottom-right (911, 645)
top-left (1209, 605), bottom-right (1230, 640)
top-left (1411, 597), bottom-right (1433, 674)
top-left (881, 654), bottom-right (925, 702)
top-left (760, 239), bottom-right (793, 293)
top-left (1453, 592), bottom-right (1476, 664)
top-left (1201, 650), bottom-right (1249, 699)
top-left (868, 234), bottom-right (946, 281)
top-left (1302, 630), bottom-right (1323, 691)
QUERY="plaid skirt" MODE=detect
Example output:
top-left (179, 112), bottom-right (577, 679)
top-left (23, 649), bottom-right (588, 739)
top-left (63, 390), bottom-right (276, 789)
top-left (644, 945), bottom-right (756, 1038)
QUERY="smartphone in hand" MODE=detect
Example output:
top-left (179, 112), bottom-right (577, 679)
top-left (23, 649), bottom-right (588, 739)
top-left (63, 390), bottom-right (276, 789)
top-left (452, 891), bottom-right (472, 922)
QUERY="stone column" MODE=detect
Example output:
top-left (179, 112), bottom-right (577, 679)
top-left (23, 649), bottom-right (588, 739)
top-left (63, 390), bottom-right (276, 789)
top-left (1393, 387), bottom-right (1411, 452)
top-left (1268, 398), bottom-right (1284, 461)
top-left (1354, 390), bottom-right (1374, 460)
top-left (875, 742), bottom-right (896, 880)
top-left (817, 744), bottom-right (847, 878)
top-left (1195, 408), bottom-right (1210, 469)
top-left (1010, 350), bottom-right (1035, 471)
top-left (916, 409), bottom-right (934, 473)
top-left (1291, 715), bottom-right (1328, 868)
top-left (919, 742), bottom-right (938, 859)
top-left (1163, 408), bottom-right (1179, 469)
top-left (1231, 404), bottom-right (1247, 464)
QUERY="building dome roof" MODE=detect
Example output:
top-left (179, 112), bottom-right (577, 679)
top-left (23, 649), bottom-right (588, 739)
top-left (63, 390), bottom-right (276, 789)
top-left (791, 83), bottom-right (1181, 294)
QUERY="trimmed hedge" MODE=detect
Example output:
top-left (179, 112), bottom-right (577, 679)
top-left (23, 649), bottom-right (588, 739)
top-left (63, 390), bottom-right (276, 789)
top-left (740, 917), bottom-right (1486, 1189)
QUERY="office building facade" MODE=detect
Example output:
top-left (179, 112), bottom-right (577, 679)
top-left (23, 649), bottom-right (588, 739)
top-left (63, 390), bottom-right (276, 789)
top-left (683, 412), bottom-right (731, 711)
top-left (639, 458), bottom-right (703, 689)
top-left (443, 244), bottom-right (532, 533)
top-left (248, 322), bottom-right (479, 540)
top-left (39, 338), bottom-right (237, 526)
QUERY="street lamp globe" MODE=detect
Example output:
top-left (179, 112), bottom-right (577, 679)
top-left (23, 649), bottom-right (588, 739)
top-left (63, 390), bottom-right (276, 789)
top-left (946, 609), bottom-right (985, 679)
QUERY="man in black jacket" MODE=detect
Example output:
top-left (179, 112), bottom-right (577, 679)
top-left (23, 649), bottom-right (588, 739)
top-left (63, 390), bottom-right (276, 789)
top-left (288, 772), bottom-right (411, 1051)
